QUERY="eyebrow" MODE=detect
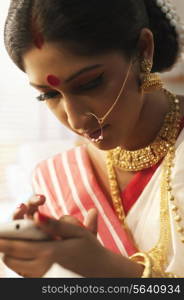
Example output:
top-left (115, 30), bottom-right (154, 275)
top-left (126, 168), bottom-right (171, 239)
top-left (30, 64), bottom-right (103, 88)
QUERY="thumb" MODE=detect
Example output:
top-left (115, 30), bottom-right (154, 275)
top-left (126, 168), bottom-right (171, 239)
top-left (34, 212), bottom-right (85, 239)
top-left (84, 208), bottom-right (98, 235)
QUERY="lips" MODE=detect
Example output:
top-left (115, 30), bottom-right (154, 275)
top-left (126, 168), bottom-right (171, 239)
top-left (88, 128), bottom-right (102, 139)
top-left (85, 124), bottom-right (109, 139)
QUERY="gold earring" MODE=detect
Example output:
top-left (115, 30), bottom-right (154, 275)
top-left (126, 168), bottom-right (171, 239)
top-left (140, 58), bottom-right (163, 93)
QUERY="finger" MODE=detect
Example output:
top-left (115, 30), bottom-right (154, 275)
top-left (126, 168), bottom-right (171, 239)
top-left (34, 212), bottom-right (86, 239)
top-left (3, 255), bottom-right (49, 278)
top-left (0, 238), bottom-right (43, 259)
top-left (13, 195), bottom-right (46, 220)
top-left (26, 194), bottom-right (46, 216)
top-left (59, 215), bottom-right (84, 227)
top-left (3, 255), bottom-right (33, 276)
top-left (13, 203), bottom-right (28, 220)
top-left (84, 208), bottom-right (98, 235)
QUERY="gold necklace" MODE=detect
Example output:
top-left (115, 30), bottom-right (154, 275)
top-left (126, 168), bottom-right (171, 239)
top-left (147, 145), bottom-right (175, 277)
top-left (109, 89), bottom-right (180, 172)
top-left (106, 90), bottom-right (182, 277)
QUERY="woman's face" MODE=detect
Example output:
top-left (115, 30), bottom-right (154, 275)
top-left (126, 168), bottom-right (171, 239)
top-left (23, 43), bottom-right (143, 150)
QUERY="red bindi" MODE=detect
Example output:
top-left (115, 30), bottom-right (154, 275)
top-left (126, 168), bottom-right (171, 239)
top-left (47, 75), bottom-right (61, 87)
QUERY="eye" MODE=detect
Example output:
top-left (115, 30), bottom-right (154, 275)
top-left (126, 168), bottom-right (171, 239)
top-left (36, 91), bottom-right (60, 101)
top-left (76, 73), bottom-right (104, 92)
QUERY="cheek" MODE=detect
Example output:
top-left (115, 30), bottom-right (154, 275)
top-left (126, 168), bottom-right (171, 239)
top-left (116, 93), bottom-right (142, 131)
top-left (47, 102), bottom-right (70, 127)
top-left (107, 82), bottom-right (140, 128)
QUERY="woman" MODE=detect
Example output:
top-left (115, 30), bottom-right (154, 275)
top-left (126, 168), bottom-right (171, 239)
top-left (1, 0), bottom-right (184, 277)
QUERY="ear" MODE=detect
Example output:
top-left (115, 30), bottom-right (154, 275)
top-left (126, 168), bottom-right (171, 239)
top-left (137, 28), bottom-right (154, 63)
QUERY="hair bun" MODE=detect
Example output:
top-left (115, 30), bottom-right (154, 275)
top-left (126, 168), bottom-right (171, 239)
top-left (144, 0), bottom-right (182, 72)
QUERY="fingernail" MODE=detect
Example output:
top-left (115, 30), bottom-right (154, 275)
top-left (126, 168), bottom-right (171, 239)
top-left (37, 212), bottom-right (50, 223)
top-left (36, 194), bottom-right (45, 201)
top-left (16, 203), bottom-right (25, 209)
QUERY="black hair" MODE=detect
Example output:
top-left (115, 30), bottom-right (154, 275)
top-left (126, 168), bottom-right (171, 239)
top-left (4, 0), bottom-right (179, 73)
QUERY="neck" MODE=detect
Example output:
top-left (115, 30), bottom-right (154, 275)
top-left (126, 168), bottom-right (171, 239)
top-left (87, 89), bottom-right (172, 165)
top-left (120, 89), bottom-right (169, 151)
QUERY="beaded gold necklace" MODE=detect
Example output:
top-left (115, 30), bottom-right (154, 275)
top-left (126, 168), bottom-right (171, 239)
top-left (106, 89), bottom-right (182, 277)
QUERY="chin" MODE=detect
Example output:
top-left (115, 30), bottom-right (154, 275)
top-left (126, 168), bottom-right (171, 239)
top-left (91, 139), bottom-right (119, 151)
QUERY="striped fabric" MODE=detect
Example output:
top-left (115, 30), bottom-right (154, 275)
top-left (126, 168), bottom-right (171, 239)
top-left (32, 145), bottom-right (137, 257)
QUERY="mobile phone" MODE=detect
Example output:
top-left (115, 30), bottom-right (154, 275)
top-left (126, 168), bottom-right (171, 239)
top-left (0, 219), bottom-right (50, 240)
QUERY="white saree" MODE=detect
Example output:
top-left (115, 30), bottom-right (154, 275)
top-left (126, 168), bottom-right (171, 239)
top-left (126, 128), bottom-right (184, 277)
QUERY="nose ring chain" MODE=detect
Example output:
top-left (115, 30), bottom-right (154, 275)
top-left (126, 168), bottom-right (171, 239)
top-left (85, 61), bottom-right (133, 143)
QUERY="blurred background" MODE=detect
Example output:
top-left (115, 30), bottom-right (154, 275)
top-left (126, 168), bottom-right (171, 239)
top-left (0, 0), bottom-right (184, 221)
top-left (0, 1), bottom-right (78, 221)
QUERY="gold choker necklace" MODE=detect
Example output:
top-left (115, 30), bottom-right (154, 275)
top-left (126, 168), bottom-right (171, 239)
top-left (108, 89), bottom-right (181, 172)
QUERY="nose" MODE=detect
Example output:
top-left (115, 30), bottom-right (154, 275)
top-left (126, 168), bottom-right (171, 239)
top-left (62, 97), bottom-right (91, 132)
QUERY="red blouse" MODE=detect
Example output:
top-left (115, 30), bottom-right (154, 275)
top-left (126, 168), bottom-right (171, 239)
top-left (121, 116), bottom-right (184, 215)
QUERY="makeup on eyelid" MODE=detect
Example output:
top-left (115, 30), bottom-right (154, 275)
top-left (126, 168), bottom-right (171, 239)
top-left (72, 72), bottom-right (104, 88)
top-left (44, 70), bottom-right (103, 88)
top-left (36, 91), bottom-right (60, 101)
top-left (36, 72), bottom-right (104, 101)
top-left (31, 67), bottom-right (105, 102)
top-left (71, 67), bottom-right (104, 83)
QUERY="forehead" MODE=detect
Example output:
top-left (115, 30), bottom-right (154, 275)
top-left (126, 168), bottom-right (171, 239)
top-left (23, 43), bottom-right (89, 81)
top-left (23, 43), bottom-right (126, 83)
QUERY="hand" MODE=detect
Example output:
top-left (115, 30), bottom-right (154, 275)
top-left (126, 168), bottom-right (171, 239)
top-left (0, 209), bottom-right (103, 277)
top-left (58, 208), bottom-right (98, 235)
top-left (13, 192), bottom-right (97, 235)
top-left (13, 194), bottom-right (46, 220)
top-left (32, 210), bottom-right (143, 277)
top-left (1, 210), bottom-right (143, 277)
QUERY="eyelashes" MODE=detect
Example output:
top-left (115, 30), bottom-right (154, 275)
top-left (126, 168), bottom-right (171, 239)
top-left (36, 73), bottom-right (104, 101)
top-left (36, 91), bottom-right (60, 101)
